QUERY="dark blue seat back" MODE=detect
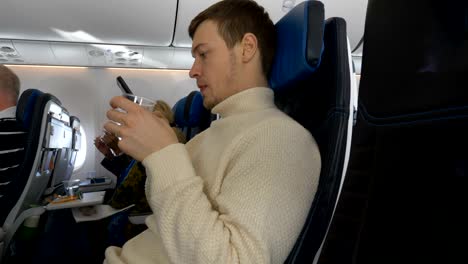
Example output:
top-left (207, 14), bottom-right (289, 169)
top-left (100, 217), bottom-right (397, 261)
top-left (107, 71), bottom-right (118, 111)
top-left (172, 91), bottom-right (213, 140)
top-left (269, 0), bottom-right (324, 91)
top-left (270, 1), bottom-right (354, 263)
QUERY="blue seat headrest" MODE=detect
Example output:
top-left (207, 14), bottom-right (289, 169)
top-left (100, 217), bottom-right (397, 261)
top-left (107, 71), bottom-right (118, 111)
top-left (173, 91), bottom-right (209, 127)
top-left (269, 0), bottom-right (325, 92)
top-left (16, 89), bottom-right (43, 130)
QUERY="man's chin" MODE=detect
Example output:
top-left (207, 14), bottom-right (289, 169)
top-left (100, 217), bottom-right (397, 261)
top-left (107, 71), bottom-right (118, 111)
top-left (203, 101), bottom-right (214, 110)
top-left (203, 99), bottom-right (217, 110)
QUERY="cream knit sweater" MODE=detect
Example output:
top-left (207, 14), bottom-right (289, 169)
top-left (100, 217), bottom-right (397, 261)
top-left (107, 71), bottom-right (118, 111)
top-left (105, 87), bottom-right (321, 264)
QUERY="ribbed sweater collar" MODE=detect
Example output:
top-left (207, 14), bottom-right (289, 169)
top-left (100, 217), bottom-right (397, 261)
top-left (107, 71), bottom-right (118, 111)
top-left (211, 87), bottom-right (275, 118)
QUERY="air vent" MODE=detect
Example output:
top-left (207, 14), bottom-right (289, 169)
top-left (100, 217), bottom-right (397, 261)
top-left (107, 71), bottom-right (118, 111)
top-left (114, 51), bottom-right (126, 57)
top-left (0, 46), bottom-right (15, 53)
top-left (88, 50), bottom-right (104, 57)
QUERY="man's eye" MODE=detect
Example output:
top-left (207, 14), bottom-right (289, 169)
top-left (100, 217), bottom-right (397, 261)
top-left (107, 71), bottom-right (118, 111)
top-left (199, 52), bottom-right (206, 58)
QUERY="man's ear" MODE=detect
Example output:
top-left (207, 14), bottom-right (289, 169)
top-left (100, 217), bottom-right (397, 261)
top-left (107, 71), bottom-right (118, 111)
top-left (241, 33), bottom-right (258, 63)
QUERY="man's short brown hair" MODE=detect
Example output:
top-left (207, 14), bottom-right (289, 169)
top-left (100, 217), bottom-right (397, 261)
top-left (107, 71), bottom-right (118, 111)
top-left (189, 0), bottom-right (276, 77)
top-left (0, 65), bottom-right (20, 102)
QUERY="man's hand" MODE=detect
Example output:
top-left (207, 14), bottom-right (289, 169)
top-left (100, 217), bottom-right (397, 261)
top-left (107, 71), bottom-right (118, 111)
top-left (103, 96), bottom-right (179, 161)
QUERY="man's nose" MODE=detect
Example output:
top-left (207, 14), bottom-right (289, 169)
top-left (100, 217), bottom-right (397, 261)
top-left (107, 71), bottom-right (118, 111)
top-left (189, 60), bottom-right (200, 79)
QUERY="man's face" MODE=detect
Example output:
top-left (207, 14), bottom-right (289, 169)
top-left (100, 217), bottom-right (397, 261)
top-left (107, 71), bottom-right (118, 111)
top-left (189, 20), bottom-right (240, 109)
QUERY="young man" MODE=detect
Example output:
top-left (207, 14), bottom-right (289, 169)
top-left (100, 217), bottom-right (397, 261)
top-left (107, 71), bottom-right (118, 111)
top-left (104, 0), bottom-right (321, 263)
top-left (0, 65), bottom-right (26, 224)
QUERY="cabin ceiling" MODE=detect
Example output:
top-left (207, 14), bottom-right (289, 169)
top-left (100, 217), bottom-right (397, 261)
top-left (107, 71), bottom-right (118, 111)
top-left (0, 0), bottom-right (367, 69)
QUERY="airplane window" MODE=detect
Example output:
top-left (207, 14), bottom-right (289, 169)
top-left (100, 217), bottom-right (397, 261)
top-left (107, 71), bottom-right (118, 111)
top-left (73, 127), bottom-right (87, 171)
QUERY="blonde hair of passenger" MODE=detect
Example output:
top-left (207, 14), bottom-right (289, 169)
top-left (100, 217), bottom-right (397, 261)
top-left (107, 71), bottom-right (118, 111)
top-left (153, 100), bottom-right (186, 143)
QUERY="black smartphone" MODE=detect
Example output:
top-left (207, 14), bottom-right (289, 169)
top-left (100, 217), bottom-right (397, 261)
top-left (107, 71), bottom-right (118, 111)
top-left (117, 76), bottom-right (133, 94)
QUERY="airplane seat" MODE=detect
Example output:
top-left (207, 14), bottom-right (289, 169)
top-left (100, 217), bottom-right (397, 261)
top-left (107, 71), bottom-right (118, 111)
top-left (0, 88), bottom-right (76, 262)
top-left (270, 1), bottom-right (356, 263)
top-left (172, 90), bottom-right (213, 141)
top-left (339, 1), bottom-right (468, 263)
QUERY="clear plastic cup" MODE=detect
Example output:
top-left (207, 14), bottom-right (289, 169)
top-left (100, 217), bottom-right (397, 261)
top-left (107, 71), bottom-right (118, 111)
top-left (122, 93), bottom-right (156, 112)
top-left (97, 94), bottom-right (156, 158)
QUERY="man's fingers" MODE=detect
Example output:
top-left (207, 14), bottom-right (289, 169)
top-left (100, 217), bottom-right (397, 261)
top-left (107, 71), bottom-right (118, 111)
top-left (109, 96), bottom-right (139, 113)
top-left (106, 108), bottom-right (127, 125)
top-left (103, 121), bottom-right (121, 138)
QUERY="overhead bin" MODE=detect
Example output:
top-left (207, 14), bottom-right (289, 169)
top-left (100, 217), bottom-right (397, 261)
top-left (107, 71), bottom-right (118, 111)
top-left (0, 39), bottom-right (194, 69)
top-left (172, 0), bottom-right (308, 47)
top-left (0, 0), bottom-right (177, 46)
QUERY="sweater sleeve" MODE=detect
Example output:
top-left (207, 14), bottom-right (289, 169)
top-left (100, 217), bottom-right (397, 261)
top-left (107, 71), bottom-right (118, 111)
top-left (142, 119), bottom-right (321, 264)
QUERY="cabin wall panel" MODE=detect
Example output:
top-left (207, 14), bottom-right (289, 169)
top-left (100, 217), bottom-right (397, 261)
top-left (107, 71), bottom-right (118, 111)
top-left (8, 66), bottom-right (197, 182)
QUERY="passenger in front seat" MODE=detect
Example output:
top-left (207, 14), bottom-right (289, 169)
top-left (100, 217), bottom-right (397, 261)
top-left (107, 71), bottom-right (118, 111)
top-left (0, 65), bottom-right (26, 225)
